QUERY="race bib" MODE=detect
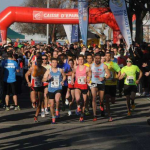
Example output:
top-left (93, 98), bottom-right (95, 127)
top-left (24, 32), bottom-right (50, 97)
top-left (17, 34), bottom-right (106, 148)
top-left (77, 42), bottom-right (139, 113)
top-left (90, 83), bottom-right (97, 89)
top-left (127, 76), bottom-right (134, 84)
top-left (51, 76), bottom-right (59, 88)
top-left (68, 76), bottom-right (72, 84)
top-left (34, 77), bottom-right (42, 87)
top-left (78, 76), bottom-right (86, 84)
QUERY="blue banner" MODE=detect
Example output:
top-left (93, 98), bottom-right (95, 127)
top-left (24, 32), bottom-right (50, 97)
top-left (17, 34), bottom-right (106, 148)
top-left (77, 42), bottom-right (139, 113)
top-left (71, 25), bottom-right (79, 43)
top-left (78, 0), bottom-right (88, 46)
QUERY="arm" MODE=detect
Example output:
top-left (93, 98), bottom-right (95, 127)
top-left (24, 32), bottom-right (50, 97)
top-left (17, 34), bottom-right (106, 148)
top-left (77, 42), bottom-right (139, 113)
top-left (42, 69), bottom-right (50, 82)
top-left (25, 67), bottom-right (32, 87)
top-left (86, 66), bottom-right (91, 83)
top-left (104, 64), bottom-right (110, 79)
top-left (136, 70), bottom-right (143, 84)
top-left (60, 69), bottom-right (66, 85)
top-left (71, 67), bottom-right (76, 84)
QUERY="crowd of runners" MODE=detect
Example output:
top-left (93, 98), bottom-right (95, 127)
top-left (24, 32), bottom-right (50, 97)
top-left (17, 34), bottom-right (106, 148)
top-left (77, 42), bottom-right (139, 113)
top-left (0, 40), bottom-right (150, 124)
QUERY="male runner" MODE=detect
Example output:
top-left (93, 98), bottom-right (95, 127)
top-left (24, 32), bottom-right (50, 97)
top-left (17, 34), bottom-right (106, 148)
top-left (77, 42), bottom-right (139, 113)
top-left (90, 53), bottom-right (110, 121)
top-left (25, 57), bottom-right (46, 122)
top-left (119, 57), bottom-right (142, 116)
top-left (42, 58), bottom-right (66, 124)
top-left (104, 52), bottom-right (121, 121)
top-left (71, 55), bottom-right (90, 122)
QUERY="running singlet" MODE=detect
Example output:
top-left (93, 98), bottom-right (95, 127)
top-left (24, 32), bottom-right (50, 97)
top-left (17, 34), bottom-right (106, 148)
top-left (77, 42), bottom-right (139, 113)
top-left (91, 63), bottom-right (105, 84)
top-left (48, 68), bottom-right (62, 92)
top-left (121, 65), bottom-right (140, 85)
top-left (31, 66), bottom-right (45, 87)
top-left (74, 66), bottom-right (88, 90)
top-left (104, 61), bottom-right (120, 86)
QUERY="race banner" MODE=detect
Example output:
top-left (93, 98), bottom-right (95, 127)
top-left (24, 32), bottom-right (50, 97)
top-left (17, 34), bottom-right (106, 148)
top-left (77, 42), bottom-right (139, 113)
top-left (109, 0), bottom-right (132, 48)
top-left (71, 25), bottom-right (79, 43)
top-left (63, 25), bottom-right (72, 44)
top-left (78, 0), bottom-right (89, 46)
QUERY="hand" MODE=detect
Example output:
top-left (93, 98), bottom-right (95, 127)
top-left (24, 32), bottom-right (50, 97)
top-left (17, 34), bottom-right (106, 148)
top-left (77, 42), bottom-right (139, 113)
top-left (145, 72), bottom-right (150, 77)
top-left (99, 77), bottom-right (104, 82)
top-left (142, 63), bottom-right (147, 67)
top-left (61, 81), bottom-right (64, 86)
top-left (136, 80), bottom-right (140, 84)
top-left (71, 80), bottom-right (74, 85)
top-left (27, 82), bottom-right (32, 87)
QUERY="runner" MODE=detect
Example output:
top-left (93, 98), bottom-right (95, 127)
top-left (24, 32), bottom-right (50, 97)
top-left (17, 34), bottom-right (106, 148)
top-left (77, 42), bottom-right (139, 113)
top-left (42, 58), bottom-right (66, 124)
top-left (1, 51), bottom-right (20, 111)
top-left (119, 57), bottom-right (142, 116)
top-left (104, 52), bottom-right (121, 121)
top-left (71, 55), bottom-right (90, 122)
top-left (25, 56), bottom-right (46, 122)
top-left (90, 53), bottom-right (110, 121)
top-left (42, 55), bottom-right (51, 115)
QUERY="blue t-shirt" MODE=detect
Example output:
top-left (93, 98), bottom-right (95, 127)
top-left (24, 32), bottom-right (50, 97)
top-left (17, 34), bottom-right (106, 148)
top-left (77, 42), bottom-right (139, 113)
top-left (2, 59), bottom-right (19, 83)
top-left (112, 58), bottom-right (118, 63)
top-left (58, 63), bottom-right (71, 86)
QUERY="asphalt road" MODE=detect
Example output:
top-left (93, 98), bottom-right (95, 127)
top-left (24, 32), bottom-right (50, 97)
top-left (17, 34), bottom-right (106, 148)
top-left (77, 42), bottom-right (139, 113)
top-left (0, 86), bottom-right (150, 150)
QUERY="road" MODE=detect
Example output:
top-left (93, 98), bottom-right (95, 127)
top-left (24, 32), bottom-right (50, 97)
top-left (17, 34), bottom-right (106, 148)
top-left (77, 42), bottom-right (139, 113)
top-left (0, 86), bottom-right (150, 150)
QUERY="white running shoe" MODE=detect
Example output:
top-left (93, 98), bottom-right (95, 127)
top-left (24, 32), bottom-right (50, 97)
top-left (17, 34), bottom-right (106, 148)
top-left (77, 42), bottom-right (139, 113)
top-left (41, 111), bottom-right (45, 118)
top-left (68, 110), bottom-right (72, 116)
top-left (45, 109), bottom-right (49, 115)
top-left (65, 99), bottom-right (69, 105)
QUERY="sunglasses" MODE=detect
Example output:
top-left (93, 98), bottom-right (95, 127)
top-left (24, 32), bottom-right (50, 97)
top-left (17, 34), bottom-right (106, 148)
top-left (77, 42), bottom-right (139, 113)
top-left (126, 60), bottom-right (132, 63)
top-left (42, 58), bottom-right (47, 60)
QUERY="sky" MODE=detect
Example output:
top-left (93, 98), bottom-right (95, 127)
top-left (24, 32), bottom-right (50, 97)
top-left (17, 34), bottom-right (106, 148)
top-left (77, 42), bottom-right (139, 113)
top-left (0, 0), bottom-right (25, 12)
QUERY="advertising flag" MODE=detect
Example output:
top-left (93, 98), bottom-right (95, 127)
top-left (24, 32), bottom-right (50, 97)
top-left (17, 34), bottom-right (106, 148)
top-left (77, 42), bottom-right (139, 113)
top-left (63, 25), bottom-right (72, 44)
top-left (78, 0), bottom-right (88, 46)
top-left (71, 25), bottom-right (79, 43)
top-left (110, 0), bottom-right (132, 48)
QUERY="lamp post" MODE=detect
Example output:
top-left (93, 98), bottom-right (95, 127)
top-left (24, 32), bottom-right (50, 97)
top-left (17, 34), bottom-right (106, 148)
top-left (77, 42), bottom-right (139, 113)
top-left (47, 0), bottom-right (50, 44)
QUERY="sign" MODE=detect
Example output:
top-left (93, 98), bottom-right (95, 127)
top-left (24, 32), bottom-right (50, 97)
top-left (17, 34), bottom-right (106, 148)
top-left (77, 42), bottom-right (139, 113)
top-left (110, 0), bottom-right (132, 48)
top-left (33, 11), bottom-right (78, 20)
top-left (78, 0), bottom-right (89, 46)
top-left (71, 25), bottom-right (79, 43)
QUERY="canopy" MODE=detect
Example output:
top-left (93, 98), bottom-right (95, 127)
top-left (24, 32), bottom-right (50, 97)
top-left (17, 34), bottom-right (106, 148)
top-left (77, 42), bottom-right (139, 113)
top-left (7, 28), bottom-right (25, 39)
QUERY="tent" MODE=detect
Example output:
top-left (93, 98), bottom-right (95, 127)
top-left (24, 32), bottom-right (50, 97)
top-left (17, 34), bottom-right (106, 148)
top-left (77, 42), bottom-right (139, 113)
top-left (7, 28), bottom-right (25, 40)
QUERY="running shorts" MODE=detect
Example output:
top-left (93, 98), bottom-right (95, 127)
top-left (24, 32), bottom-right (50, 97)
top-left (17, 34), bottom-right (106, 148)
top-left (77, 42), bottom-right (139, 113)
top-left (4, 82), bottom-right (17, 95)
top-left (105, 85), bottom-right (116, 97)
top-left (48, 90), bottom-right (62, 99)
top-left (91, 83), bottom-right (105, 91)
top-left (124, 85), bottom-right (137, 96)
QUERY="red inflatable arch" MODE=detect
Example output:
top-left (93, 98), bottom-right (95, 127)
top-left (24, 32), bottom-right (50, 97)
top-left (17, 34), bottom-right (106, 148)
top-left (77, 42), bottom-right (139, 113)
top-left (0, 6), bottom-right (120, 44)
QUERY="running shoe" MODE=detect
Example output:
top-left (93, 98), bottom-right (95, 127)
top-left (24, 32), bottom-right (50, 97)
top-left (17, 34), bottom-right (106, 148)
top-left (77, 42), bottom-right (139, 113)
top-left (41, 111), bottom-right (45, 118)
top-left (75, 109), bottom-right (81, 115)
top-left (93, 116), bottom-right (97, 122)
top-left (101, 111), bottom-right (105, 117)
top-left (5, 106), bottom-right (10, 111)
top-left (132, 104), bottom-right (135, 111)
top-left (108, 117), bottom-right (113, 122)
top-left (45, 109), bottom-right (49, 115)
top-left (51, 117), bottom-right (56, 124)
top-left (65, 99), bottom-right (69, 105)
top-left (127, 111), bottom-right (131, 116)
top-left (32, 103), bottom-right (36, 108)
top-left (79, 117), bottom-right (84, 122)
top-left (100, 103), bottom-right (104, 112)
top-left (55, 111), bottom-right (60, 118)
top-left (14, 106), bottom-right (20, 111)
top-left (34, 116), bottom-right (38, 123)
top-left (68, 110), bottom-right (72, 116)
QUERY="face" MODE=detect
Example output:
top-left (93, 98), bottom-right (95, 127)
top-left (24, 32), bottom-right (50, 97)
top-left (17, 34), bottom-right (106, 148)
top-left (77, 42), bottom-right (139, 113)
top-left (69, 61), bottom-right (74, 68)
top-left (37, 59), bottom-right (42, 66)
top-left (126, 58), bottom-right (132, 66)
top-left (87, 56), bottom-right (93, 64)
top-left (120, 50), bottom-right (124, 56)
top-left (78, 57), bottom-right (84, 65)
top-left (82, 47), bottom-right (86, 52)
top-left (94, 48), bottom-right (99, 54)
top-left (114, 48), bottom-right (117, 54)
top-left (101, 56), bottom-right (106, 63)
top-left (42, 56), bottom-right (47, 64)
top-left (51, 60), bottom-right (58, 68)
top-left (95, 55), bottom-right (101, 65)
top-left (68, 56), bottom-right (73, 61)
top-left (105, 53), bottom-right (111, 61)
top-left (53, 52), bottom-right (58, 58)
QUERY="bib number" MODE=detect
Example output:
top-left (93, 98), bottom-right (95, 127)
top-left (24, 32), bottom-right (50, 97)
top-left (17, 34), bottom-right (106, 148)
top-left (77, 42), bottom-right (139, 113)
top-left (78, 76), bottom-right (86, 84)
top-left (127, 76), bottom-right (134, 84)
top-left (51, 76), bottom-right (59, 88)
top-left (35, 77), bottom-right (42, 87)
top-left (68, 76), bottom-right (72, 84)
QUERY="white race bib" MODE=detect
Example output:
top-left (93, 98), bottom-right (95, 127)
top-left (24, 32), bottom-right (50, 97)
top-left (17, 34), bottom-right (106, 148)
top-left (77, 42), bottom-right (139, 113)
top-left (34, 77), bottom-right (42, 87)
top-left (51, 76), bottom-right (59, 88)
top-left (126, 76), bottom-right (134, 84)
top-left (78, 76), bottom-right (86, 84)
top-left (68, 76), bottom-right (72, 84)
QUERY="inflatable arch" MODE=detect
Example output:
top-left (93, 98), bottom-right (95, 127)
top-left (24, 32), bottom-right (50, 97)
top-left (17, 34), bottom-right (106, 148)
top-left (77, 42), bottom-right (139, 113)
top-left (0, 6), bottom-right (120, 44)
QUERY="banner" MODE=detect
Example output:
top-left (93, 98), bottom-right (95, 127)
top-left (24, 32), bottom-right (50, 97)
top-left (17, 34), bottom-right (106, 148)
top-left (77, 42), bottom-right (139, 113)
top-left (109, 0), bottom-right (132, 48)
top-left (63, 25), bottom-right (72, 44)
top-left (71, 25), bottom-right (79, 43)
top-left (78, 0), bottom-right (89, 46)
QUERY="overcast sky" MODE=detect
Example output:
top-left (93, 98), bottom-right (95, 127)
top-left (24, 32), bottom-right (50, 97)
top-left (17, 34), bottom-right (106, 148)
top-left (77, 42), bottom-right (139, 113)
top-left (0, 0), bottom-right (25, 12)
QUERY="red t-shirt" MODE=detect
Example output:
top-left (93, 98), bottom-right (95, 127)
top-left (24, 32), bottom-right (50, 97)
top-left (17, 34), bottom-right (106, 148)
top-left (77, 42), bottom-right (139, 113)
top-left (117, 56), bottom-right (128, 68)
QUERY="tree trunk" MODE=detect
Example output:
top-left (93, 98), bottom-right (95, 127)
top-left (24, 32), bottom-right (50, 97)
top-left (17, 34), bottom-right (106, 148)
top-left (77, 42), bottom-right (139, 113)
top-left (108, 27), bottom-right (112, 40)
top-left (51, 24), bottom-right (56, 43)
top-left (135, 16), bottom-right (143, 44)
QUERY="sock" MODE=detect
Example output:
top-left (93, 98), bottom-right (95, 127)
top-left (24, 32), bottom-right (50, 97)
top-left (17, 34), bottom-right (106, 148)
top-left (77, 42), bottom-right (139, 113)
top-left (41, 108), bottom-right (44, 112)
